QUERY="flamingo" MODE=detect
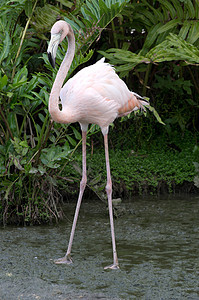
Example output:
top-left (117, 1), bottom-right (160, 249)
top-left (47, 20), bottom-right (149, 270)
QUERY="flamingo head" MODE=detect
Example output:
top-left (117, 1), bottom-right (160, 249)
top-left (47, 20), bottom-right (70, 68)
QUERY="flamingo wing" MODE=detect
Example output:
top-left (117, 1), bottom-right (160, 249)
top-left (60, 58), bottom-right (148, 128)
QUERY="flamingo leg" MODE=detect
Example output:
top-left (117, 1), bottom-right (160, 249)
top-left (54, 130), bottom-right (87, 264)
top-left (103, 133), bottom-right (119, 270)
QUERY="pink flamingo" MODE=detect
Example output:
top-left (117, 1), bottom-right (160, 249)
top-left (47, 20), bottom-right (148, 270)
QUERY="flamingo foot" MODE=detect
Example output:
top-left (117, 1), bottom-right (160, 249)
top-left (54, 254), bottom-right (73, 265)
top-left (104, 263), bottom-right (119, 270)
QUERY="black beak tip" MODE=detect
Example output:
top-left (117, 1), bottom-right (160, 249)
top-left (47, 52), bottom-right (55, 69)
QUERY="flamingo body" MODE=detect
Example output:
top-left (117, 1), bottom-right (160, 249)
top-left (47, 20), bottom-right (148, 269)
top-left (60, 57), bottom-right (147, 134)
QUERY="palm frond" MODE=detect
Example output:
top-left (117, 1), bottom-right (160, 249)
top-left (100, 33), bottom-right (199, 72)
top-left (64, 0), bottom-right (129, 54)
top-left (100, 0), bottom-right (199, 75)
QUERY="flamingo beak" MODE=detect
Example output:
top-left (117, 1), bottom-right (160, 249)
top-left (48, 52), bottom-right (55, 69)
top-left (47, 33), bottom-right (61, 68)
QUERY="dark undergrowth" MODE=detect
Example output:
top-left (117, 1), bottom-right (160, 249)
top-left (1, 125), bottom-right (198, 226)
top-left (59, 129), bottom-right (199, 202)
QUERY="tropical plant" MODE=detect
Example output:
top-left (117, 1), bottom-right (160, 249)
top-left (99, 0), bottom-right (199, 134)
top-left (99, 0), bottom-right (199, 73)
top-left (0, 0), bottom-right (133, 225)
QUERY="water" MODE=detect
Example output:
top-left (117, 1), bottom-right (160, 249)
top-left (0, 195), bottom-right (199, 299)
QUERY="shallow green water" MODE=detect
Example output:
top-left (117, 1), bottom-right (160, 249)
top-left (1, 195), bottom-right (199, 299)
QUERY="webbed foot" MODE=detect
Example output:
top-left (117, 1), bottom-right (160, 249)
top-left (104, 263), bottom-right (119, 270)
top-left (54, 254), bottom-right (72, 265)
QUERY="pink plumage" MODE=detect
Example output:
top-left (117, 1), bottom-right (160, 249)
top-left (60, 57), bottom-right (148, 134)
top-left (47, 20), bottom-right (149, 269)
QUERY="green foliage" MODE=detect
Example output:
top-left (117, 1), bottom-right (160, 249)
top-left (64, 0), bottom-right (128, 52)
top-left (44, 0), bottom-right (129, 80)
top-left (82, 130), bottom-right (196, 196)
top-left (31, 3), bottom-right (69, 40)
top-left (0, 0), bottom-right (132, 225)
top-left (99, 0), bottom-right (199, 80)
top-left (0, 0), bottom-right (68, 224)
top-left (99, 0), bottom-right (199, 138)
top-left (0, 0), bottom-right (198, 225)
top-left (100, 33), bottom-right (199, 73)
top-left (134, 0), bottom-right (199, 50)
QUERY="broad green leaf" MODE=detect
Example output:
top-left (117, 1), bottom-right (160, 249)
top-left (71, 126), bottom-right (82, 140)
top-left (158, 0), bottom-right (177, 19)
top-left (0, 31), bottom-right (11, 63)
top-left (13, 66), bottom-right (28, 85)
top-left (99, 0), bottom-right (109, 15)
top-left (138, 9), bottom-right (157, 26)
top-left (82, 7), bottom-right (97, 22)
top-left (64, 16), bottom-right (84, 34)
top-left (11, 138), bottom-right (29, 156)
top-left (184, 0), bottom-right (195, 19)
top-left (29, 167), bottom-right (38, 174)
top-left (38, 165), bottom-right (46, 175)
top-left (20, 93), bottom-right (35, 100)
top-left (187, 22), bottom-right (199, 44)
top-left (157, 19), bottom-right (181, 34)
top-left (171, 0), bottom-right (184, 19)
top-left (147, 105), bottom-right (165, 125)
top-left (24, 0), bottom-right (32, 17)
top-left (142, 0), bottom-right (163, 21)
top-left (134, 11), bottom-right (153, 28)
top-left (179, 20), bottom-right (191, 39)
top-left (19, 140), bottom-right (28, 148)
top-left (7, 92), bottom-right (13, 97)
top-left (56, 0), bottom-right (73, 8)
top-left (140, 23), bottom-right (163, 54)
top-left (85, 0), bottom-right (100, 19)
top-left (38, 113), bottom-right (45, 122)
top-left (0, 74), bottom-right (8, 90)
top-left (66, 135), bottom-right (77, 146)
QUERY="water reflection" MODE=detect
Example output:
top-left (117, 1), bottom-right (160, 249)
top-left (0, 195), bottom-right (199, 299)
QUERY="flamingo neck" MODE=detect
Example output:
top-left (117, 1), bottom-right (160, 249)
top-left (49, 26), bottom-right (75, 123)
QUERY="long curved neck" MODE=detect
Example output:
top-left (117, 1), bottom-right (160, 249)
top-left (49, 25), bottom-right (75, 123)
